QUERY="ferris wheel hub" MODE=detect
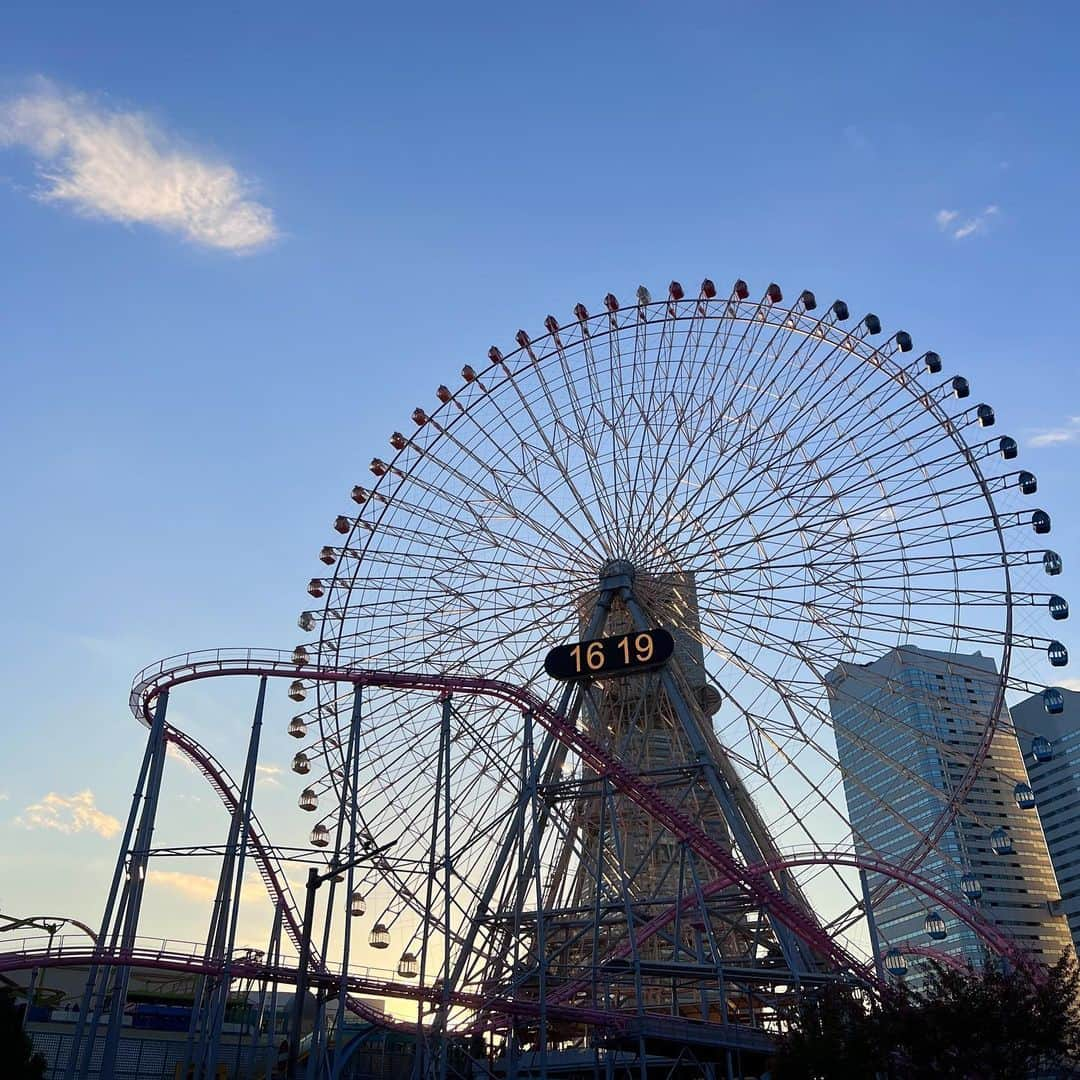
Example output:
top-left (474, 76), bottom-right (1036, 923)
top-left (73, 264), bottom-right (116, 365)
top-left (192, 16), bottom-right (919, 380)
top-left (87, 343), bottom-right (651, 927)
top-left (598, 559), bottom-right (636, 589)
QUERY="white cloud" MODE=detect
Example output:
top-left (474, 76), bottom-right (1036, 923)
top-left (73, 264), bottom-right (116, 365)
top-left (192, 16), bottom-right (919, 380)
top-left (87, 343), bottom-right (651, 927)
top-left (1028, 417), bottom-right (1080, 448)
top-left (1030, 430), bottom-right (1076, 447)
top-left (936, 204), bottom-right (999, 240)
top-left (166, 743), bottom-right (199, 771)
top-left (148, 869), bottom-right (218, 903)
top-left (1055, 678), bottom-right (1080, 692)
top-left (0, 80), bottom-right (277, 252)
top-left (16, 789), bottom-right (120, 838)
top-left (148, 869), bottom-right (270, 907)
top-left (256, 764), bottom-right (283, 787)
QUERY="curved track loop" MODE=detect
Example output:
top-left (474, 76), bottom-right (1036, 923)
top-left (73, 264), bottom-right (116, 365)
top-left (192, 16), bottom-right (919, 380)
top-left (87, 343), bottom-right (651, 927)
top-left (0, 942), bottom-right (662, 1037)
top-left (128, 649), bottom-right (1035, 996)
top-left (162, 729), bottom-right (386, 1029)
top-left (895, 944), bottom-right (971, 974)
top-left (550, 849), bottom-right (1028, 1009)
top-left (0, 915), bottom-right (98, 944)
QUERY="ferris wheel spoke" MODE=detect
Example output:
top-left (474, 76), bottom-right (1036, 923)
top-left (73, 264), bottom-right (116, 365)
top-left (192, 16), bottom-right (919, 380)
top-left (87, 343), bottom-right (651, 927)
top-left (691, 360), bottom-right (961, 544)
top-left (296, 278), bottom-right (1056, 999)
top-left (491, 349), bottom-right (618, 551)
top-left (398, 397), bottom-right (607, 564)
top-left (712, 625), bottom-right (1004, 852)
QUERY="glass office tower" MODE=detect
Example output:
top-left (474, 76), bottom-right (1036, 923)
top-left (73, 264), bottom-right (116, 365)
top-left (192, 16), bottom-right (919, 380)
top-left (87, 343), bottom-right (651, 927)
top-left (829, 647), bottom-right (1072, 969)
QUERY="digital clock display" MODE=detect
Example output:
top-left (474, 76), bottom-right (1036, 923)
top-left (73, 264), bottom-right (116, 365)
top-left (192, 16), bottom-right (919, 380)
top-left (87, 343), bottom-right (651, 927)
top-left (543, 628), bottom-right (674, 681)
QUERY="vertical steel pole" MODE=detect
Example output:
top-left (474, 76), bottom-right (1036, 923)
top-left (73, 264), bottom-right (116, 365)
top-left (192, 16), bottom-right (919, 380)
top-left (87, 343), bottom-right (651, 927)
top-left (23, 967), bottom-right (39, 1031)
top-left (332, 686), bottom-right (364, 1080)
top-left (65, 690), bottom-right (167, 1080)
top-left (264, 901), bottom-right (285, 1080)
top-left (590, 778), bottom-right (607, 1012)
top-left (439, 694), bottom-right (452, 1080)
top-left (287, 869), bottom-right (320, 1080)
top-left (240, 900), bottom-right (283, 1080)
top-left (859, 869), bottom-right (885, 981)
top-left (622, 591), bottom-right (808, 975)
top-left (307, 689), bottom-right (364, 1080)
top-left (604, 780), bottom-right (647, 1021)
top-left (96, 688), bottom-right (171, 1080)
top-left (524, 709), bottom-right (550, 1078)
top-left (414, 696), bottom-right (447, 1080)
top-left (203, 676), bottom-right (268, 1077)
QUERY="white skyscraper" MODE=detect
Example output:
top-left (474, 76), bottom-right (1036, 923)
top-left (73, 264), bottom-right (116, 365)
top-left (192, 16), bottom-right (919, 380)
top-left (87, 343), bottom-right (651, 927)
top-left (828, 646), bottom-right (1073, 969)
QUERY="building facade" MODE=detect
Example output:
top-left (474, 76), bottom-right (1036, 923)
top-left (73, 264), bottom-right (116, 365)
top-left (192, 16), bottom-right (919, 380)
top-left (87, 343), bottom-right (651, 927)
top-left (828, 646), bottom-right (1073, 970)
top-left (1011, 686), bottom-right (1080, 959)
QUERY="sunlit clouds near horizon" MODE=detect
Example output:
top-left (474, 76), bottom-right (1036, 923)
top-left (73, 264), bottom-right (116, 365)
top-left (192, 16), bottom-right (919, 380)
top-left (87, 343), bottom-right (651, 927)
top-left (15, 789), bottom-right (121, 839)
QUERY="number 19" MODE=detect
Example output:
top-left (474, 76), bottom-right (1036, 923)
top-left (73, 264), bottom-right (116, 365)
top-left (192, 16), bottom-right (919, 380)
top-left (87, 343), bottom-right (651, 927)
top-left (616, 633), bottom-right (655, 666)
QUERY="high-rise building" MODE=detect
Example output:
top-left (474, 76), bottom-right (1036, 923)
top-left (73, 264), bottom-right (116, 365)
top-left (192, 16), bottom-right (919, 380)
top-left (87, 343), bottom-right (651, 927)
top-left (1011, 687), bottom-right (1080, 958)
top-left (828, 646), bottom-right (1073, 970)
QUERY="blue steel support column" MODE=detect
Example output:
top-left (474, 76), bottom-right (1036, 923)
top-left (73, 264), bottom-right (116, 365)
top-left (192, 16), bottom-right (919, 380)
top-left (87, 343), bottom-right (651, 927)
top-left (241, 901), bottom-right (284, 1080)
top-left (307, 690), bottom-right (364, 1080)
top-left (444, 589), bottom-right (618, 1003)
top-left (590, 782), bottom-right (607, 1012)
top-left (685, 850), bottom-right (729, 1023)
top-left (23, 966), bottom-right (40, 1030)
top-left (439, 694), bottom-right (452, 1080)
top-left (524, 708), bottom-right (549, 1079)
top-left (601, 777), bottom-right (647, 1064)
top-left (414, 694), bottom-right (447, 1080)
top-left (621, 589), bottom-right (808, 976)
top-left (859, 869), bottom-right (885, 982)
top-left (97, 687), bottom-right (172, 1080)
top-left (332, 686), bottom-right (364, 1080)
top-left (64, 689), bottom-right (168, 1080)
top-left (203, 675), bottom-right (268, 1078)
top-left (263, 901), bottom-right (286, 1080)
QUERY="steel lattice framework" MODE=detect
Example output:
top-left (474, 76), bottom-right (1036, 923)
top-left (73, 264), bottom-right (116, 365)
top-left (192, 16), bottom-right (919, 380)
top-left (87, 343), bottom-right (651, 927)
top-left (14, 276), bottom-right (1069, 1080)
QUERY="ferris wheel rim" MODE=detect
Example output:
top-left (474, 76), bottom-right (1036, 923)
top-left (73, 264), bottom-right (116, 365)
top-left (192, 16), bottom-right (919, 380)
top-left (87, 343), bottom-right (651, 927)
top-left (294, 277), bottom-right (1060, 974)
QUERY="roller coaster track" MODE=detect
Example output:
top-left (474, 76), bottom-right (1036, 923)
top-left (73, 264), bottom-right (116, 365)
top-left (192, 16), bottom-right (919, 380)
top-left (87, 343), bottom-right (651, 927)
top-left (0, 914), bottom-right (98, 944)
top-left (160, 726), bottom-right (393, 1027)
top-left (0, 939), bottom-right (779, 1052)
top-left (0, 940), bottom-right (611, 1029)
top-left (549, 849), bottom-right (1028, 1008)
top-left (128, 649), bottom-right (883, 991)
top-left (16, 645), bottom-right (1026, 1047)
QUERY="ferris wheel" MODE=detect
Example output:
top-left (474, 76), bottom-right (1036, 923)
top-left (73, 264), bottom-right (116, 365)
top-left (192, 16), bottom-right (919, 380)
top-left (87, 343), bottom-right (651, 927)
top-left (287, 278), bottom-right (1067, 1016)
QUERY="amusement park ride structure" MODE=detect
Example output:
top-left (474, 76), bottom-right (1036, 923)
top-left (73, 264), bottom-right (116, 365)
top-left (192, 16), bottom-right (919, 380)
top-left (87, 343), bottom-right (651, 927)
top-left (1, 276), bottom-right (1071, 1078)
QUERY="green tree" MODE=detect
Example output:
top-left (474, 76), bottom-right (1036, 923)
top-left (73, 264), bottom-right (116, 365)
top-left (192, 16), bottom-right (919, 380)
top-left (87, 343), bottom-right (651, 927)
top-left (770, 983), bottom-right (885, 1078)
top-left (771, 952), bottom-right (1080, 1079)
top-left (0, 988), bottom-right (46, 1080)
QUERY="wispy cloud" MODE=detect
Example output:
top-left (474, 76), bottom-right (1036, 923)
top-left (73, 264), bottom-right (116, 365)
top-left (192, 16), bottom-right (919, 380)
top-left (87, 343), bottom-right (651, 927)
top-left (16, 789), bottom-right (120, 838)
top-left (935, 205), bottom-right (1000, 240)
top-left (0, 80), bottom-right (277, 252)
top-left (1028, 416), bottom-right (1080, 448)
top-left (148, 869), bottom-right (218, 903)
top-left (149, 869), bottom-right (270, 906)
top-left (166, 743), bottom-right (198, 771)
top-left (256, 764), bottom-right (283, 787)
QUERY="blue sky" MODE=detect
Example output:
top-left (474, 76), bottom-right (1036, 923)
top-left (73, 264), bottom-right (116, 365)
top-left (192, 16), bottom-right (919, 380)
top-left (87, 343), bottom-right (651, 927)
top-left (1, 2), bottom-right (1079, 956)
